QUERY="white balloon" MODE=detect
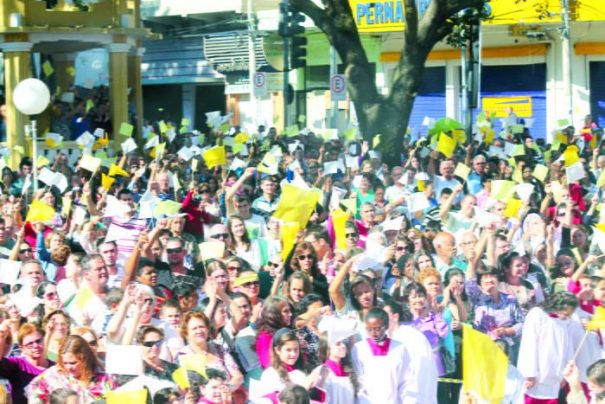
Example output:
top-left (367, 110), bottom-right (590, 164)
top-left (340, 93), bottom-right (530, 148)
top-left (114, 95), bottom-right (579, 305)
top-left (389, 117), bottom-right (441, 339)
top-left (13, 78), bottom-right (51, 115)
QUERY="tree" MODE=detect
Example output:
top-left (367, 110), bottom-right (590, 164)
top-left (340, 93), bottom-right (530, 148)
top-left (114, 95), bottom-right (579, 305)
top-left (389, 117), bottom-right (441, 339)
top-left (290, 0), bottom-right (487, 166)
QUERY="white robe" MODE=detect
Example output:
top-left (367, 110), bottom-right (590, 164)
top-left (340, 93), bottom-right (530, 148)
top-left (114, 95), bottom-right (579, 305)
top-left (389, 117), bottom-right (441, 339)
top-left (320, 367), bottom-right (355, 404)
top-left (352, 338), bottom-right (417, 404)
top-left (517, 308), bottom-right (580, 399)
top-left (390, 325), bottom-right (438, 404)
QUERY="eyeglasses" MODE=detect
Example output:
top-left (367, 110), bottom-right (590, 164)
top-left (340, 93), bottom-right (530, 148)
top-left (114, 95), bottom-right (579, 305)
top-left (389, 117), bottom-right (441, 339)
top-left (297, 254), bottom-right (314, 261)
top-left (227, 266), bottom-right (241, 272)
top-left (345, 233), bottom-right (358, 239)
top-left (45, 292), bottom-right (57, 299)
top-left (20, 248), bottom-right (32, 254)
top-left (144, 298), bottom-right (154, 304)
top-left (23, 338), bottom-right (43, 349)
top-left (268, 262), bottom-right (280, 268)
top-left (242, 281), bottom-right (259, 288)
top-left (166, 248), bottom-right (183, 254)
top-left (142, 339), bottom-right (163, 348)
top-left (200, 189), bottom-right (209, 193)
top-left (210, 233), bottom-right (229, 239)
top-left (396, 246), bottom-right (406, 251)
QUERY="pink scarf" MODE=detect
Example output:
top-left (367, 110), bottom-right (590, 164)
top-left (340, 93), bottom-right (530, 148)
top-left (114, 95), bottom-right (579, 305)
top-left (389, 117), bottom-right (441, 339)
top-left (366, 337), bottom-right (391, 356)
top-left (325, 360), bottom-right (347, 377)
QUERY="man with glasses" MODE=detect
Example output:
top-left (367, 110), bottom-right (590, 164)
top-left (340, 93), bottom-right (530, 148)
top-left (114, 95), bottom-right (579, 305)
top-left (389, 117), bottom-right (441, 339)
top-left (467, 154), bottom-right (487, 194)
top-left (0, 217), bottom-right (15, 259)
top-left (164, 237), bottom-right (204, 287)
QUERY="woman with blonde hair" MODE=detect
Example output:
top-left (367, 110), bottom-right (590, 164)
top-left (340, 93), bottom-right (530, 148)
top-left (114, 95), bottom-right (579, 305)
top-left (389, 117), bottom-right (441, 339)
top-left (28, 335), bottom-right (115, 403)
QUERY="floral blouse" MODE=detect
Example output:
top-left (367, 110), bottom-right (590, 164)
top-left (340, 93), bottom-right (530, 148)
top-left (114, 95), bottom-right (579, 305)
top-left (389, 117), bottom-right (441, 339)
top-left (27, 366), bottom-right (116, 404)
top-left (465, 279), bottom-right (525, 346)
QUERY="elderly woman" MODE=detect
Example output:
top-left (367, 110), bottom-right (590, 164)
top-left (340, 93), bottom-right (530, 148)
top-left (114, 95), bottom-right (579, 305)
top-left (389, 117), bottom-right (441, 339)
top-left (466, 261), bottom-right (525, 362)
top-left (177, 311), bottom-right (243, 393)
top-left (28, 335), bottom-right (115, 403)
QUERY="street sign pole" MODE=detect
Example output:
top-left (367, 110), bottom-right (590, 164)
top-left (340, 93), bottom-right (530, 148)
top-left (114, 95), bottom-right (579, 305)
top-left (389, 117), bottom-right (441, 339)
top-left (282, 0), bottom-right (289, 128)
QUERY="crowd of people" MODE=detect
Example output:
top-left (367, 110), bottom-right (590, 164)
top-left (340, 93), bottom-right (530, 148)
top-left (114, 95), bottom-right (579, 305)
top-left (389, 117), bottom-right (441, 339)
top-left (0, 113), bottom-right (604, 404)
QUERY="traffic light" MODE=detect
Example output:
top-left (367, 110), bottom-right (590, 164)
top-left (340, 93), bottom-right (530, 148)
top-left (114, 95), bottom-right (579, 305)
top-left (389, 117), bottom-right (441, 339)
top-left (290, 35), bottom-right (307, 69)
top-left (278, 2), bottom-right (289, 37)
top-left (277, 2), bottom-right (307, 69)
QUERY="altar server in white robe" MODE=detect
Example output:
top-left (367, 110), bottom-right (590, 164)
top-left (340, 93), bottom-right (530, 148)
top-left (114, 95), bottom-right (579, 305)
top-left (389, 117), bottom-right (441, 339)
top-left (352, 307), bottom-right (419, 404)
top-left (517, 292), bottom-right (583, 403)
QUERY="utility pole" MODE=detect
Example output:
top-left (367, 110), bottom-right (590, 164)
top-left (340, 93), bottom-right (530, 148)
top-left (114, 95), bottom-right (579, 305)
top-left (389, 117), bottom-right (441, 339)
top-left (279, 0), bottom-right (290, 127)
top-left (461, 15), bottom-right (481, 139)
top-left (247, 0), bottom-right (257, 128)
top-left (561, 0), bottom-right (573, 123)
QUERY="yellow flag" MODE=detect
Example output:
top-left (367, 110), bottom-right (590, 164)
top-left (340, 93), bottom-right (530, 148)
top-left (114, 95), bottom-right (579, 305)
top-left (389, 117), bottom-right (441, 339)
top-left (340, 198), bottom-right (357, 215)
top-left (587, 306), bottom-right (605, 331)
top-left (106, 389), bottom-right (147, 404)
top-left (563, 147), bottom-right (580, 167)
top-left (490, 180), bottom-right (516, 202)
top-left (332, 209), bottom-right (350, 251)
top-left (71, 287), bottom-right (93, 310)
top-left (108, 164), bottom-right (129, 178)
top-left (555, 132), bottom-right (568, 145)
top-left (273, 184), bottom-right (320, 229)
top-left (532, 164), bottom-right (549, 182)
top-left (202, 146), bottom-right (227, 169)
top-left (179, 353), bottom-right (207, 377)
top-left (452, 129), bottom-right (467, 144)
top-left (25, 200), bottom-right (56, 223)
top-left (234, 132), bottom-right (249, 144)
top-left (462, 325), bottom-right (508, 404)
top-left (437, 133), bottom-right (456, 158)
top-left (36, 155), bottom-right (50, 167)
top-left (597, 171), bottom-right (605, 188)
top-left (504, 198), bottom-right (523, 218)
top-left (483, 128), bottom-right (495, 144)
top-left (453, 163), bottom-right (471, 180)
top-left (154, 200), bottom-right (182, 217)
top-left (373, 134), bottom-right (381, 149)
top-left (595, 224), bottom-right (605, 234)
top-left (101, 174), bottom-right (115, 191)
top-left (281, 221), bottom-right (300, 261)
top-left (172, 367), bottom-right (190, 389)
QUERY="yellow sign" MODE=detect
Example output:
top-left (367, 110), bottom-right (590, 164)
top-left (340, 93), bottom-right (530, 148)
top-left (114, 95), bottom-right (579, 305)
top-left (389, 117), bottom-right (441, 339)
top-left (482, 96), bottom-right (533, 118)
top-left (485, 0), bottom-right (604, 24)
top-left (350, 0), bottom-right (405, 33)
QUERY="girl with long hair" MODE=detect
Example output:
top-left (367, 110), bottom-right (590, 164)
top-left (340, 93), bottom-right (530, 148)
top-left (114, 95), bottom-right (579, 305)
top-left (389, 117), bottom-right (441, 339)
top-left (256, 328), bottom-right (326, 402)
top-left (255, 297), bottom-right (293, 369)
top-left (316, 332), bottom-right (358, 402)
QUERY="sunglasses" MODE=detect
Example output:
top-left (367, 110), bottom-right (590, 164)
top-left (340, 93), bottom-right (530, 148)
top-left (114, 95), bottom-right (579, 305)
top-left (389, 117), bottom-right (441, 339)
top-left (142, 339), bottom-right (163, 348)
top-left (210, 233), bottom-right (229, 239)
top-left (227, 266), bottom-right (241, 272)
top-left (200, 189), bottom-right (209, 193)
top-left (144, 298), bottom-right (154, 304)
top-left (297, 254), bottom-right (314, 261)
top-left (20, 248), bottom-right (32, 254)
top-left (23, 338), bottom-right (43, 348)
top-left (345, 233), bottom-right (358, 239)
top-left (268, 262), bottom-right (280, 268)
top-left (396, 246), bottom-right (406, 251)
top-left (166, 248), bottom-right (183, 254)
top-left (242, 281), bottom-right (259, 288)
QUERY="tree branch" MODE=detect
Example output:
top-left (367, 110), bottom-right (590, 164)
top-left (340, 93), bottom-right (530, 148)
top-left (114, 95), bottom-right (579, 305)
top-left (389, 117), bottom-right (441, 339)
top-left (403, 0), bottom-right (419, 44)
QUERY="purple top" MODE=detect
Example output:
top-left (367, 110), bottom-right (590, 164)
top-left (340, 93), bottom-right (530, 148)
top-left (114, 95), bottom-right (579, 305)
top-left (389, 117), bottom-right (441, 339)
top-left (0, 356), bottom-right (49, 404)
top-left (407, 311), bottom-right (449, 376)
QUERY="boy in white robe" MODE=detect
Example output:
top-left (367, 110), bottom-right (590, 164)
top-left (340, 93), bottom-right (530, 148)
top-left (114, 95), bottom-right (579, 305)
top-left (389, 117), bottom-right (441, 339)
top-left (517, 292), bottom-right (582, 402)
top-left (352, 307), bottom-right (420, 403)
